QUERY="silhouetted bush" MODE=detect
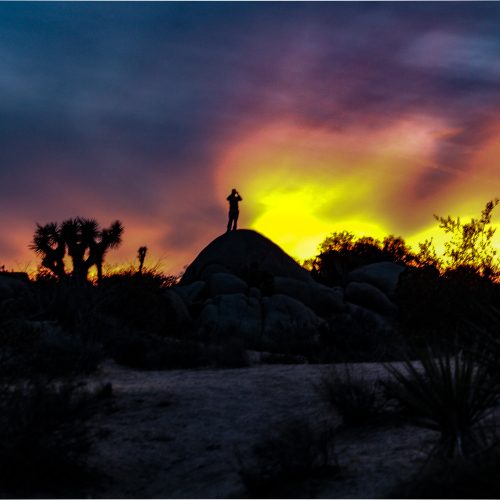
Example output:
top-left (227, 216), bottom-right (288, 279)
top-left (308, 232), bottom-right (415, 287)
top-left (0, 380), bottom-right (104, 497)
top-left (464, 304), bottom-right (500, 379)
top-left (435, 198), bottom-right (500, 278)
top-left (208, 337), bottom-right (250, 368)
top-left (98, 271), bottom-right (178, 337)
top-left (0, 319), bottom-right (102, 379)
top-left (110, 329), bottom-right (205, 370)
top-left (391, 448), bottom-right (500, 499)
top-left (316, 365), bottom-right (386, 426)
top-left (318, 309), bottom-right (404, 363)
top-left (396, 265), bottom-right (500, 344)
top-left (237, 418), bottom-right (339, 498)
top-left (260, 352), bottom-right (307, 364)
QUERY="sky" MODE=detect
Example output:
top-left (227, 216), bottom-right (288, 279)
top-left (2, 2), bottom-right (500, 275)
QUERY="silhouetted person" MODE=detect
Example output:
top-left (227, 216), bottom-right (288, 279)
top-left (227, 188), bottom-right (242, 231)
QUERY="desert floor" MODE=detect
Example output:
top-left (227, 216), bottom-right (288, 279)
top-left (82, 361), bottom-right (437, 498)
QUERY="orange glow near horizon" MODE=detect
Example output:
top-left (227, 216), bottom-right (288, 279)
top-left (5, 116), bottom-right (500, 278)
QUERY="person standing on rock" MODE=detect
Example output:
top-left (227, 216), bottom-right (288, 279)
top-left (226, 188), bottom-right (242, 232)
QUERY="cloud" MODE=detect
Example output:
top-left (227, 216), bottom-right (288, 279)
top-left (402, 31), bottom-right (500, 82)
top-left (2, 3), bottom-right (500, 272)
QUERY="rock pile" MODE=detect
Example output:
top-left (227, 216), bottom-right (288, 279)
top-left (170, 230), bottom-right (406, 344)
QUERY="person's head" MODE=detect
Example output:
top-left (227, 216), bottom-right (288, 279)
top-left (231, 188), bottom-right (237, 194)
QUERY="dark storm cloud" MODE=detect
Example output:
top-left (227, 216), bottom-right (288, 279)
top-left (2, 2), bottom-right (500, 269)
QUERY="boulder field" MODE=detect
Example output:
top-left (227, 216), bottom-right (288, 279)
top-left (169, 230), bottom-right (406, 342)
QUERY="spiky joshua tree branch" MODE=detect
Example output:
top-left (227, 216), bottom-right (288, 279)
top-left (31, 217), bottom-right (124, 284)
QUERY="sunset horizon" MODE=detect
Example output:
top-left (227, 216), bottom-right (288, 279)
top-left (3, 2), bottom-right (500, 276)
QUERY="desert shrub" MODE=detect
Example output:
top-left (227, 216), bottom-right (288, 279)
top-left (384, 344), bottom-right (500, 459)
top-left (0, 320), bottom-right (103, 377)
top-left (318, 309), bottom-right (404, 363)
top-left (316, 365), bottom-right (385, 426)
top-left (237, 418), bottom-right (339, 498)
top-left (391, 447), bottom-right (500, 499)
top-left (207, 337), bottom-right (250, 368)
top-left (0, 379), bottom-right (103, 497)
top-left (435, 198), bottom-right (500, 278)
top-left (0, 319), bottom-right (102, 379)
top-left (260, 352), bottom-right (307, 364)
top-left (461, 304), bottom-right (500, 379)
top-left (30, 278), bottom-right (112, 345)
top-left (308, 232), bottom-right (415, 287)
top-left (102, 268), bottom-right (177, 289)
top-left (396, 265), bottom-right (500, 344)
top-left (110, 329), bottom-right (205, 370)
top-left (98, 272), bottom-right (178, 337)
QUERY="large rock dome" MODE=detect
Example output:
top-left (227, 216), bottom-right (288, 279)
top-left (180, 229), bottom-right (312, 285)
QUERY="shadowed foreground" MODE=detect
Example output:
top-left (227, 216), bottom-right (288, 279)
top-left (85, 362), bottom-right (432, 499)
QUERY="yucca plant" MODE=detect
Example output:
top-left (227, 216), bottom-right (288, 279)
top-left (384, 345), bottom-right (500, 459)
top-left (464, 303), bottom-right (500, 379)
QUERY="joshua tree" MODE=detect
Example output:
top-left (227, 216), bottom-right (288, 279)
top-left (137, 246), bottom-right (148, 274)
top-left (61, 217), bottom-right (99, 283)
top-left (31, 217), bottom-right (123, 283)
top-left (31, 222), bottom-right (67, 279)
top-left (89, 220), bottom-right (124, 284)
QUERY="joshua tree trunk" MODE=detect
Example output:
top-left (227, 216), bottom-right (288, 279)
top-left (138, 246), bottom-right (147, 274)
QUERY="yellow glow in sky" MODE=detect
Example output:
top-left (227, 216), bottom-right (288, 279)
top-left (215, 118), bottom-right (500, 263)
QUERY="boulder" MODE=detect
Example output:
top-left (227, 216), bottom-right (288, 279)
top-left (207, 272), bottom-right (248, 297)
top-left (345, 281), bottom-right (398, 317)
top-left (164, 289), bottom-right (191, 325)
top-left (262, 294), bottom-right (324, 339)
top-left (200, 293), bottom-right (262, 341)
top-left (180, 229), bottom-right (312, 285)
top-left (170, 281), bottom-right (206, 306)
top-left (200, 263), bottom-right (231, 280)
top-left (308, 282), bottom-right (345, 316)
top-left (348, 262), bottom-right (406, 297)
top-left (273, 276), bottom-right (310, 304)
top-left (345, 302), bottom-right (396, 334)
top-left (248, 287), bottom-right (262, 300)
top-left (273, 277), bottom-right (345, 316)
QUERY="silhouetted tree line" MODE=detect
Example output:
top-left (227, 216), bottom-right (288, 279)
top-left (305, 232), bottom-right (416, 286)
top-left (308, 199), bottom-right (500, 343)
top-left (31, 217), bottom-right (123, 284)
top-left (308, 199), bottom-right (500, 286)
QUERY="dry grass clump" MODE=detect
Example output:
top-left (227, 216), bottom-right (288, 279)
top-left (316, 365), bottom-right (386, 426)
top-left (237, 418), bottom-right (339, 498)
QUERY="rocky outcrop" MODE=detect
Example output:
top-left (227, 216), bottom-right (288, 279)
top-left (273, 277), bottom-right (345, 316)
top-left (180, 229), bottom-right (312, 285)
top-left (200, 293), bottom-right (262, 341)
top-left (207, 273), bottom-right (248, 297)
top-left (171, 281), bottom-right (206, 307)
top-left (262, 294), bottom-right (324, 339)
top-left (164, 289), bottom-right (191, 326)
top-left (172, 230), bottom-right (405, 349)
top-left (199, 263), bottom-right (231, 280)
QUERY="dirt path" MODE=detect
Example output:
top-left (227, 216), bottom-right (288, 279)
top-left (85, 362), bottom-right (435, 498)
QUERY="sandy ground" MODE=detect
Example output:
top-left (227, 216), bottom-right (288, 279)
top-left (84, 361), bottom-right (436, 499)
